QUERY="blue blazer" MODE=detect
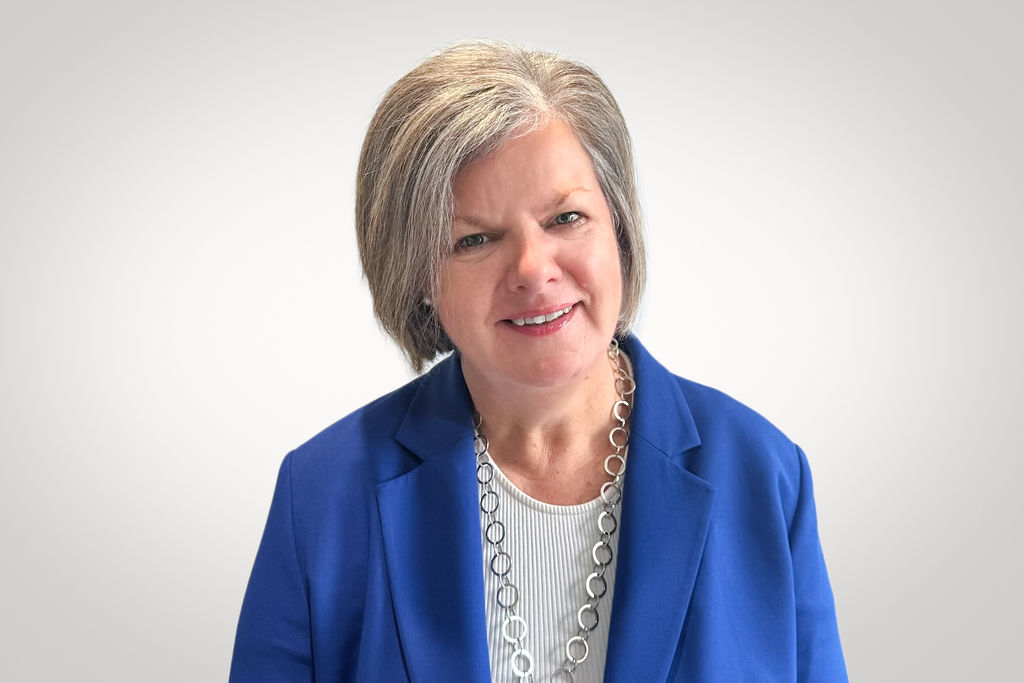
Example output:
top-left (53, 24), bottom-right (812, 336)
top-left (230, 337), bottom-right (847, 681)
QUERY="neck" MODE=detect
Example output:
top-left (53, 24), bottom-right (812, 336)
top-left (464, 348), bottom-right (624, 504)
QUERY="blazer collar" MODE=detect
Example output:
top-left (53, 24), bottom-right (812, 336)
top-left (377, 339), bottom-right (714, 680)
top-left (394, 352), bottom-right (475, 461)
top-left (620, 336), bottom-right (701, 456)
top-left (605, 337), bottom-right (715, 680)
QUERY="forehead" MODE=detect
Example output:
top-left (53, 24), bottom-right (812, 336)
top-left (452, 119), bottom-right (600, 214)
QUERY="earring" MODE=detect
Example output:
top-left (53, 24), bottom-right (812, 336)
top-left (423, 296), bottom-right (432, 307)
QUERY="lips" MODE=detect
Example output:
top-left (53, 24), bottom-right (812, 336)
top-left (499, 303), bottom-right (578, 337)
top-left (508, 305), bottom-right (574, 327)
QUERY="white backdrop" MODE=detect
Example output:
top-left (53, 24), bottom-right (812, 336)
top-left (1, 0), bottom-right (1021, 680)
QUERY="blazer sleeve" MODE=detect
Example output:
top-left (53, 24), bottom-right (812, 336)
top-left (790, 445), bottom-right (848, 682)
top-left (230, 453), bottom-right (314, 682)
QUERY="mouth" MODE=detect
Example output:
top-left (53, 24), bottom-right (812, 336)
top-left (507, 305), bottom-right (575, 327)
top-left (500, 303), bottom-right (578, 336)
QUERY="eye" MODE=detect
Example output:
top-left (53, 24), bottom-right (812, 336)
top-left (455, 233), bottom-right (488, 250)
top-left (553, 211), bottom-right (582, 225)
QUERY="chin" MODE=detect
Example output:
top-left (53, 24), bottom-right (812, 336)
top-left (503, 348), bottom-right (595, 390)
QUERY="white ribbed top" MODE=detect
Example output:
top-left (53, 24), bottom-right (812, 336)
top-left (479, 457), bottom-right (621, 683)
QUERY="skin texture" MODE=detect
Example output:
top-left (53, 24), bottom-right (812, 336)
top-left (435, 119), bottom-right (624, 503)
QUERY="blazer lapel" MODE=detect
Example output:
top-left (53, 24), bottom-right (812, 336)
top-left (376, 354), bottom-right (491, 682)
top-left (605, 338), bottom-right (716, 680)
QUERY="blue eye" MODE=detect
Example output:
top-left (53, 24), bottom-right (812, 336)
top-left (554, 211), bottom-right (581, 225)
top-left (456, 234), bottom-right (488, 250)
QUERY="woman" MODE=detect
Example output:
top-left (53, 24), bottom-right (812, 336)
top-left (230, 41), bottom-right (847, 682)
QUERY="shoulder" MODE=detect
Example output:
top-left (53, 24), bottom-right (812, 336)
top-left (676, 376), bottom-right (795, 455)
top-left (677, 375), bottom-right (804, 521)
top-left (279, 373), bottom-right (427, 506)
top-left (626, 336), bottom-right (802, 486)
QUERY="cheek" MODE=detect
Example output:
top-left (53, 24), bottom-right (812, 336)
top-left (433, 271), bottom-right (460, 334)
top-left (435, 268), bottom-right (489, 335)
top-left (596, 252), bottom-right (625, 320)
top-left (589, 238), bottom-right (624, 293)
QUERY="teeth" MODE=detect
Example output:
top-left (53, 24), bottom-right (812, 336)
top-left (510, 306), bottom-right (573, 326)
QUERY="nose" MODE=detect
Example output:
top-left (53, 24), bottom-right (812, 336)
top-left (505, 228), bottom-right (561, 293)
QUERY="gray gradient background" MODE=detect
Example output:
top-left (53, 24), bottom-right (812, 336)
top-left (1, 0), bottom-right (1021, 680)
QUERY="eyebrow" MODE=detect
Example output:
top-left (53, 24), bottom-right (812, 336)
top-left (550, 187), bottom-right (590, 208)
top-left (454, 187), bottom-right (591, 228)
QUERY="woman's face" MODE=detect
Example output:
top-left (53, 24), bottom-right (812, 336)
top-left (436, 118), bottom-right (623, 393)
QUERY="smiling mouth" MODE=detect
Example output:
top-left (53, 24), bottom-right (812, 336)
top-left (508, 305), bottom-right (574, 327)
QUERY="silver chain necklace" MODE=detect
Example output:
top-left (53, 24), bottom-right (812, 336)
top-left (474, 339), bottom-right (635, 682)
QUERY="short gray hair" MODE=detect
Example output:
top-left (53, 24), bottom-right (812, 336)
top-left (356, 40), bottom-right (646, 372)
